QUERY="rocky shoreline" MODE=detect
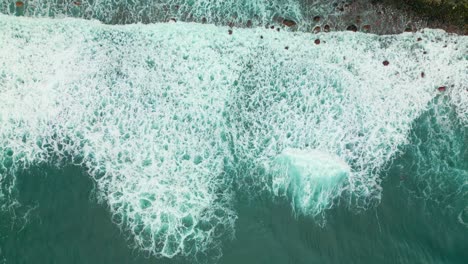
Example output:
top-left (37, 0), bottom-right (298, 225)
top-left (381, 0), bottom-right (467, 34)
top-left (1, 0), bottom-right (466, 35)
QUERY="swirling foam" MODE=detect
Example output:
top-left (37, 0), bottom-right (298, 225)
top-left (0, 15), bottom-right (466, 260)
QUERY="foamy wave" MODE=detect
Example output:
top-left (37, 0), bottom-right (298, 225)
top-left (0, 15), bottom-right (466, 260)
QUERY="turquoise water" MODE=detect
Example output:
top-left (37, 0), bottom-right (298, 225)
top-left (1, 111), bottom-right (467, 263)
top-left (0, 1), bottom-right (467, 263)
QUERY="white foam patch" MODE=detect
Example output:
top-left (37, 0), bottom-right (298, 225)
top-left (227, 29), bottom-right (467, 211)
top-left (0, 16), bottom-right (241, 259)
top-left (271, 148), bottom-right (350, 216)
top-left (0, 15), bottom-right (466, 259)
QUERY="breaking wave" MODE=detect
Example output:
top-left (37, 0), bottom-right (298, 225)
top-left (0, 14), bottom-right (466, 261)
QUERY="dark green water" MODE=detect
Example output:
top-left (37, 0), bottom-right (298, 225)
top-left (1, 162), bottom-right (466, 263)
top-left (1, 108), bottom-right (466, 264)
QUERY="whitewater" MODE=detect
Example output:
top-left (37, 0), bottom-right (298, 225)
top-left (0, 2), bottom-right (466, 261)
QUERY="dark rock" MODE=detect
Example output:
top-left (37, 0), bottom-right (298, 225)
top-left (282, 19), bottom-right (297, 27)
top-left (347, 25), bottom-right (358, 32)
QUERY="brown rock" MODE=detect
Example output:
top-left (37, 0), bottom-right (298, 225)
top-left (438, 86), bottom-right (446, 92)
top-left (362, 25), bottom-right (371, 32)
top-left (283, 19), bottom-right (297, 27)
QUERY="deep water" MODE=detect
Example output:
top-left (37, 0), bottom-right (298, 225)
top-left (1, 146), bottom-right (467, 264)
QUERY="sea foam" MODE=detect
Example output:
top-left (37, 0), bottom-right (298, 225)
top-left (0, 15), bottom-right (466, 260)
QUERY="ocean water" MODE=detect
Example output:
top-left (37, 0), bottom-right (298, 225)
top-left (0, 1), bottom-right (467, 263)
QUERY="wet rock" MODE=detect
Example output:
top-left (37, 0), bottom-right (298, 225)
top-left (282, 19), bottom-right (297, 27)
top-left (347, 24), bottom-right (358, 32)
